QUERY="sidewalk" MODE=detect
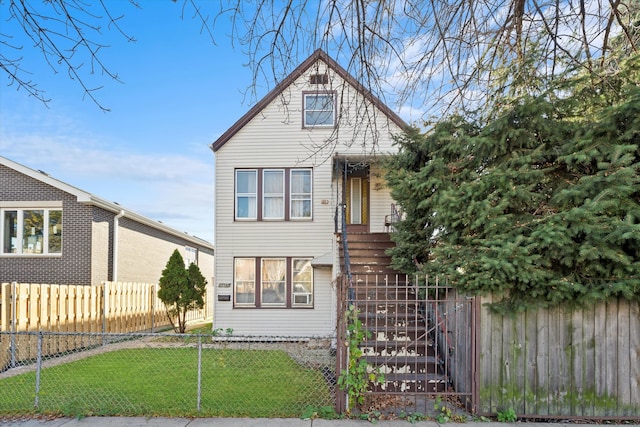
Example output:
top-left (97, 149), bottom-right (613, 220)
top-left (1, 418), bottom-right (634, 427)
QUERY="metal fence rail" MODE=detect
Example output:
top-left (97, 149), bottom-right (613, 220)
top-left (337, 274), bottom-right (477, 416)
top-left (0, 331), bottom-right (336, 419)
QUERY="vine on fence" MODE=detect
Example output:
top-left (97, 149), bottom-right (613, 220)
top-left (337, 304), bottom-right (385, 412)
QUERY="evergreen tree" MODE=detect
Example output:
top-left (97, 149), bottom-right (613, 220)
top-left (158, 249), bottom-right (207, 332)
top-left (386, 54), bottom-right (640, 313)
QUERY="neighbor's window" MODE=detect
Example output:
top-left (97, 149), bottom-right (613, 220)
top-left (303, 93), bottom-right (335, 127)
top-left (184, 246), bottom-right (198, 266)
top-left (234, 258), bottom-right (256, 305)
top-left (236, 170), bottom-right (257, 219)
top-left (292, 258), bottom-right (313, 306)
top-left (233, 257), bottom-right (313, 308)
top-left (1, 208), bottom-right (62, 255)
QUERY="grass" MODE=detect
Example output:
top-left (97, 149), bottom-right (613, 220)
top-left (0, 345), bottom-right (331, 418)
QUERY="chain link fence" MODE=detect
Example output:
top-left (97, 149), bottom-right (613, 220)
top-left (0, 331), bottom-right (337, 419)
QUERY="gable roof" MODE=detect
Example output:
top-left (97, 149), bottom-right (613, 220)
top-left (0, 156), bottom-right (214, 249)
top-left (210, 49), bottom-right (408, 152)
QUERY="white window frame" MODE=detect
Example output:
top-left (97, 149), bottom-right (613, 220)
top-left (303, 92), bottom-right (336, 127)
top-left (184, 246), bottom-right (198, 266)
top-left (292, 258), bottom-right (313, 307)
top-left (262, 169), bottom-right (285, 220)
top-left (290, 169), bottom-right (312, 219)
top-left (1, 205), bottom-right (63, 256)
top-left (235, 170), bottom-right (257, 220)
top-left (234, 258), bottom-right (256, 306)
top-left (261, 258), bottom-right (286, 306)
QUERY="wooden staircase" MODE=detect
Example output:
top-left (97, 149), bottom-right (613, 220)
top-left (338, 232), bottom-right (449, 395)
top-left (338, 232), bottom-right (398, 275)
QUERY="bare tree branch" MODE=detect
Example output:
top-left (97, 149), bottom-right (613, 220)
top-left (1, 0), bottom-right (139, 110)
top-left (210, 0), bottom-right (638, 122)
top-left (2, 0), bottom-right (638, 120)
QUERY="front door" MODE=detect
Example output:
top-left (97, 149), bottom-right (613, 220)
top-left (346, 175), bottom-right (369, 232)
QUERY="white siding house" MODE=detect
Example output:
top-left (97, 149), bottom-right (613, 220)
top-left (210, 49), bottom-right (407, 337)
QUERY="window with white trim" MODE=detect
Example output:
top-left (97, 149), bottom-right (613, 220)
top-left (234, 258), bottom-right (256, 305)
top-left (236, 170), bottom-right (257, 219)
top-left (292, 258), bottom-right (313, 306)
top-left (184, 246), bottom-right (198, 266)
top-left (303, 93), bottom-right (335, 127)
top-left (261, 258), bottom-right (286, 305)
top-left (263, 170), bottom-right (285, 219)
top-left (1, 208), bottom-right (62, 255)
top-left (290, 169), bottom-right (312, 219)
top-left (233, 257), bottom-right (313, 308)
top-left (235, 168), bottom-right (312, 221)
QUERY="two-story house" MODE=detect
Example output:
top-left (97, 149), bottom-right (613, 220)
top-left (210, 49), bottom-right (407, 337)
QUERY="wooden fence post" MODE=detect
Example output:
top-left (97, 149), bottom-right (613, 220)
top-left (0, 283), bottom-right (14, 370)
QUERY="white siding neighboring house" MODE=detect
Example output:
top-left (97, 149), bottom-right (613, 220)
top-left (210, 49), bottom-right (407, 337)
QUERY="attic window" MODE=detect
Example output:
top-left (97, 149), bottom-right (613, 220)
top-left (310, 74), bottom-right (328, 85)
top-left (303, 92), bottom-right (335, 127)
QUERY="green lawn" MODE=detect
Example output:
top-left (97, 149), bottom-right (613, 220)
top-left (0, 347), bottom-right (332, 418)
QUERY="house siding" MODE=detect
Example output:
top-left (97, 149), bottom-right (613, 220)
top-left (116, 217), bottom-right (215, 287)
top-left (368, 163), bottom-right (396, 232)
top-left (213, 57), bottom-right (403, 336)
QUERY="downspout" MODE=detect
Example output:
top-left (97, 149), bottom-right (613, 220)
top-left (113, 210), bottom-right (125, 282)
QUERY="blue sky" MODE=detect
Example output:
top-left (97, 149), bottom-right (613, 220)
top-left (0, 3), bottom-right (267, 243)
top-left (0, 2), bottom-right (428, 244)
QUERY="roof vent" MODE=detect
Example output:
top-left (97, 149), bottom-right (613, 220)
top-left (310, 73), bottom-right (328, 85)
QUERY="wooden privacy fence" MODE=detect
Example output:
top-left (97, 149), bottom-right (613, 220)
top-left (0, 282), bottom-right (210, 370)
top-left (479, 295), bottom-right (640, 419)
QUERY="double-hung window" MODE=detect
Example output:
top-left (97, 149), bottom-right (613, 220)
top-left (235, 168), bottom-right (312, 221)
top-left (263, 170), bottom-right (285, 219)
top-left (1, 207), bottom-right (63, 255)
top-left (292, 258), bottom-right (313, 306)
top-left (184, 246), bottom-right (198, 266)
top-left (261, 258), bottom-right (286, 305)
top-left (290, 169), bottom-right (312, 219)
top-left (236, 170), bottom-right (257, 219)
top-left (303, 92), bottom-right (335, 127)
top-left (234, 258), bottom-right (256, 305)
top-left (233, 257), bottom-right (313, 308)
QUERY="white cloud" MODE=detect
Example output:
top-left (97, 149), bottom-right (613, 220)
top-left (1, 118), bottom-right (215, 243)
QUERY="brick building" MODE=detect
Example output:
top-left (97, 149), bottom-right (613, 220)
top-left (0, 156), bottom-right (214, 288)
